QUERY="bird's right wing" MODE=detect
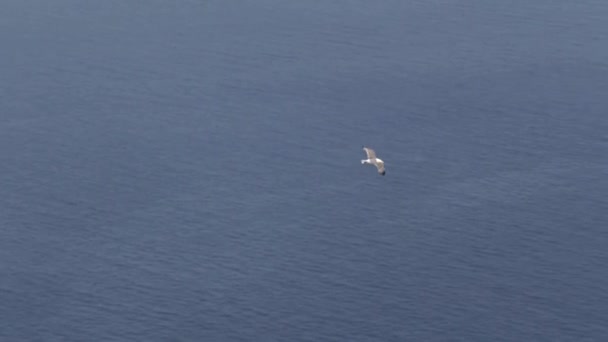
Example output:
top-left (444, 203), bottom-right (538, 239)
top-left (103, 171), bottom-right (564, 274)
top-left (363, 147), bottom-right (376, 159)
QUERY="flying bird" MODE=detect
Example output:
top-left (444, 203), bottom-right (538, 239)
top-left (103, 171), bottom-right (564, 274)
top-left (361, 146), bottom-right (385, 176)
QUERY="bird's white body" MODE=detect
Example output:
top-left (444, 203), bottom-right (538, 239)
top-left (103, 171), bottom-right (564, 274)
top-left (361, 147), bottom-right (386, 175)
top-left (361, 158), bottom-right (384, 165)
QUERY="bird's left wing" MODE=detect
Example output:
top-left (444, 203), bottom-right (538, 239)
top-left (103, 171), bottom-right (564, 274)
top-left (375, 159), bottom-right (385, 172)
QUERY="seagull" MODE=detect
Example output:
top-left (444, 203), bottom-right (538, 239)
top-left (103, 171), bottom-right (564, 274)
top-left (361, 146), bottom-right (385, 176)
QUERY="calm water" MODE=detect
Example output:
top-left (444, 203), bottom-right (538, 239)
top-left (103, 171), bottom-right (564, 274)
top-left (1, 1), bottom-right (607, 341)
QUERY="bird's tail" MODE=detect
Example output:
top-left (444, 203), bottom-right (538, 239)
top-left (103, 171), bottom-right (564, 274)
top-left (361, 159), bottom-right (367, 164)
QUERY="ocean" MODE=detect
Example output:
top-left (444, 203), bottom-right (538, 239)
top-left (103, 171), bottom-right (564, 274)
top-left (1, 1), bottom-right (607, 341)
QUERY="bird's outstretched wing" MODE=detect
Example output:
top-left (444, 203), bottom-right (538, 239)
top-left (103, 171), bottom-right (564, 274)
top-left (375, 160), bottom-right (385, 174)
top-left (363, 147), bottom-right (376, 159)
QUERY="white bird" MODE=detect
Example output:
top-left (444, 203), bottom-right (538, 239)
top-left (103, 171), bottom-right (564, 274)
top-left (361, 146), bottom-right (385, 176)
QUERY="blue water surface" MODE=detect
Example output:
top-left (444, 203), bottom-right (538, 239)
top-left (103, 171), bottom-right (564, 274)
top-left (1, 1), bottom-right (607, 341)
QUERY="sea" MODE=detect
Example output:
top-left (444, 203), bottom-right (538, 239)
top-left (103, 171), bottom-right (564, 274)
top-left (1, 1), bottom-right (607, 341)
